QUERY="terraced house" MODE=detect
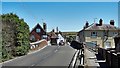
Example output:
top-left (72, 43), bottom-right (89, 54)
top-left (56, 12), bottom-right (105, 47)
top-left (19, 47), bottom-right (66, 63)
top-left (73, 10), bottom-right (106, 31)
top-left (78, 19), bottom-right (120, 49)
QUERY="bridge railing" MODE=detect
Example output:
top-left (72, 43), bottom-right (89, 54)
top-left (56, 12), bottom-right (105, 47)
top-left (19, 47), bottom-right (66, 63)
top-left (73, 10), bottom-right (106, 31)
top-left (68, 41), bottom-right (84, 68)
top-left (30, 39), bottom-right (48, 50)
top-left (98, 47), bottom-right (120, 68)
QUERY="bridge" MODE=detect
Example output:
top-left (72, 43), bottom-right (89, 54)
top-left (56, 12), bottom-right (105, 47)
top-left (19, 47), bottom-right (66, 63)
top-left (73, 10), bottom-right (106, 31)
top-left (30, 39), bottom-right (48, 51)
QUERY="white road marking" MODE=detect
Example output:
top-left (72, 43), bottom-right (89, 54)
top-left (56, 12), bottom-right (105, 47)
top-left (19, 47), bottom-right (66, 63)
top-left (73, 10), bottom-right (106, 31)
top-left (31, 64), bottom-right (35, 66)
top-left (72, 50), bottom-right (79, 66)
top-left (54, 50), bottom-right (58, 52)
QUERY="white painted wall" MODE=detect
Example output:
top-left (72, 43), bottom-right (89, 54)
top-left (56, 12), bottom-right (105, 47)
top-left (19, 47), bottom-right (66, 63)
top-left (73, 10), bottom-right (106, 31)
top-left (57, 34), bottom-right (65, 44)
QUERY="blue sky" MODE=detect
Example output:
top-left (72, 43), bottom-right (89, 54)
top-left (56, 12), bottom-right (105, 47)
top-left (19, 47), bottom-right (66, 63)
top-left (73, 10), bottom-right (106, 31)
top-left (2, 0), bottom-right (120, 2)
top-left (2, 2), bottom-right (119, 32)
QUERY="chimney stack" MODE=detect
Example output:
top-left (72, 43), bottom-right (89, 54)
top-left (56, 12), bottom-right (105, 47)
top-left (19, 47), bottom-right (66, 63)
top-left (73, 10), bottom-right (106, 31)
top-left (110, 20), bottom-right (114, 26)
top-left (43, 23), bottom-right (47, 32)
top-left (56, 27), bottom-right (58, 33)
top-left (52, 29), bottom-right (55, 32)
top-left (99, 19), bottom-right (103, 26)
top-left (85, 21), bottom-right (89, 28)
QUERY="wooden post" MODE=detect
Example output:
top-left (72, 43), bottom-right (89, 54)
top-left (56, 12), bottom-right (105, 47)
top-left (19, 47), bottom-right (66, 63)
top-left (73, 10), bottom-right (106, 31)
top-left (110, 50), bottom-right (116, 68)
top-left (106, 51), bottom-right (111, 67)
top-left (117, 52), bottom-right (120, 68)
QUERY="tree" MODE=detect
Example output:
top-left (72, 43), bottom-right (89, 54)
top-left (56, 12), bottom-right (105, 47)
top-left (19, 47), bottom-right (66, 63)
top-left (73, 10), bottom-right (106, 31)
top-left (1, 13), bottom-right (30, 61)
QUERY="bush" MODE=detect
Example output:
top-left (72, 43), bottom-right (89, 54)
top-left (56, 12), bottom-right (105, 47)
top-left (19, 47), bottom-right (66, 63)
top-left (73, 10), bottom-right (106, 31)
top-left (1, 13), bottom-right (30, 61)
top-left (2, 46), bottom-right (13, 62)
top-left (16, 46), bottom-right (26, 56)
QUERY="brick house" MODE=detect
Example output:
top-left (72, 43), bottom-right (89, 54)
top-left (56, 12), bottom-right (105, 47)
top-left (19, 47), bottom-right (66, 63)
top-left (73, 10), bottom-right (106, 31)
top-left (30, 23), bottom-right (47, 42)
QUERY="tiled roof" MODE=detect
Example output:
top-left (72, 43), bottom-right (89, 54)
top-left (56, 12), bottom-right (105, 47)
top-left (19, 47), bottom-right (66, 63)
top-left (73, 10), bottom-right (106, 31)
top-left (85, 23), bottom-right (119, 30)
top-left (48, 32), bottom-right (58, 38)
top-left (30, 23), bottom-right (44, 33)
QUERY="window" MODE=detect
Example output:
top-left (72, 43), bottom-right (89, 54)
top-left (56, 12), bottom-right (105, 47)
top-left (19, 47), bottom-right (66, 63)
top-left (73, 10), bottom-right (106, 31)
top-left (91, 32), bottom-right (97, 38)
top-left (42, 35), bottom-right (47, 39)
top-left (104, 42), bottom-right (111, 49)
top-left (104, 30), bottom-right (109, 36)
top-left (104, 32), bottom-right (107, 36)
top-left (113, 32), bottom-right (118, 36)
top-left (91, 41), bottom-right (97, 45)
top-left (36, 28), bottom-right (40, 33)
top-left (30, 35), bottom-right (35, 41)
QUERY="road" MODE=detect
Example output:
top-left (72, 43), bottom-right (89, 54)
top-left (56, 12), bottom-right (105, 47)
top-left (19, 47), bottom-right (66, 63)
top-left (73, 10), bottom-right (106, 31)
top-left (2, 45), bottom-right (76, 67)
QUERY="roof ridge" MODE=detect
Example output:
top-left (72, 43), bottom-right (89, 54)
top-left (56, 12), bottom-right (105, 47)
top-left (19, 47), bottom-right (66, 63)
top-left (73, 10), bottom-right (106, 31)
top-left (84, 22), bottom-right (119, 30)
top-left (84, 23), bottom-right (95, 30)
top-left (30, 23), bottom-right (44, 33)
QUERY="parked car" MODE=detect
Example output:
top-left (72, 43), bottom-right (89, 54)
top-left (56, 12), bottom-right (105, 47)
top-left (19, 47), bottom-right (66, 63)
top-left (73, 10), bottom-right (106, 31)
top-left (59, 40), bottom-right (64, 46)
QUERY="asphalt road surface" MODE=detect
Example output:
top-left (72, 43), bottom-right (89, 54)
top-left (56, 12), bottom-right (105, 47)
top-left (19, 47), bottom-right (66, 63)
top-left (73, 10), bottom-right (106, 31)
top-left (2, 45), bottom-right (76, 67)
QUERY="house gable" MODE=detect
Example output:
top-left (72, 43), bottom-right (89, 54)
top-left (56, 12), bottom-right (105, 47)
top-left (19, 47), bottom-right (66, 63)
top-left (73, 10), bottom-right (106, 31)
top-left (30, 23), bottom-right (45, 42)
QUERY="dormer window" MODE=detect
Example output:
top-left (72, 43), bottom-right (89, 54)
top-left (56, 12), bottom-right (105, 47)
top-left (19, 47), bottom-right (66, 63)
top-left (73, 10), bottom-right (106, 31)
top-left (36, 28), bottom-right (41, 33)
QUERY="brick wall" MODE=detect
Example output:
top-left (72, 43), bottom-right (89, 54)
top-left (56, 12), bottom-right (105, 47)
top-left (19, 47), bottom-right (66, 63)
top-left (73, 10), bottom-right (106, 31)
top-left (30, 40), bottom-right (48, 51)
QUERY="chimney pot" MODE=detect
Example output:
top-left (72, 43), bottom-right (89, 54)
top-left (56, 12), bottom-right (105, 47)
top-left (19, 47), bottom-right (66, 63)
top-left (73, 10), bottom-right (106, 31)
top-left (43, 23), bottom-right (46, 31)
top-left (85, 21), bottom-right (89, 28)
top-left (110, 20), bottom-right (114, 26)
top-left (99, 19), bottom-right (103, 26)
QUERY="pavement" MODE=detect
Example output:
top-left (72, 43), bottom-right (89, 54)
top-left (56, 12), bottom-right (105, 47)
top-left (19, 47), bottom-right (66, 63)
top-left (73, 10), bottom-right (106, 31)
top-left (84, 47), bottom-right (100, 68)
top-left (84, 47), bottom-right (109, 68)
top-left (1, 45), bottom-right (76, 68)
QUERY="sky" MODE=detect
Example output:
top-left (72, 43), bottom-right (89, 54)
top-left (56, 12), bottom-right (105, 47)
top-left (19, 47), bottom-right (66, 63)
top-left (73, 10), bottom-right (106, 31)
top-left (118, 2), bottom-right (120, 27)
top-left (2, 0), bottom-right (120, 2)
top-left (2, 2), bottom-right (119, 32)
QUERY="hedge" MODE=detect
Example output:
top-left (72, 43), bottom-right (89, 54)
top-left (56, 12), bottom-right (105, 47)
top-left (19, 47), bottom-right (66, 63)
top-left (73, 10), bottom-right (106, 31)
top-left (1, 13), bottom-right (30, 61)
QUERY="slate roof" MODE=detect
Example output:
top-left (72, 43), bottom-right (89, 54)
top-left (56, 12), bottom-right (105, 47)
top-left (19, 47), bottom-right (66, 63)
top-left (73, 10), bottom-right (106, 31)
top-left (51, 32), bottom-right (58, 38)
top-left (85, 23), bottom-right (119, 30)
top-left (48, 32), bottom-right (58, 38)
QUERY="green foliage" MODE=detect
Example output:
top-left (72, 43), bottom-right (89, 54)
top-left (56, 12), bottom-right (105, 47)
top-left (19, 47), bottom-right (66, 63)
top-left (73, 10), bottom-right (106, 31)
top-left (2, 46), bottom-right (13, 62)
top-left (16, 45), bottom-right (29, 56)
top-left (1, 13), bottom-right (30, 61)
top-left (0, 45), bottom-right (1, 61)
top-left (66, 36), bottom-right (75, 43)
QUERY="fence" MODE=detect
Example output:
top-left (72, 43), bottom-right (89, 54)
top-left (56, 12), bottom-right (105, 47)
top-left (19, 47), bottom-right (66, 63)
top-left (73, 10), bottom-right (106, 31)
top-left (98, 48), bottom-right (120, 68)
